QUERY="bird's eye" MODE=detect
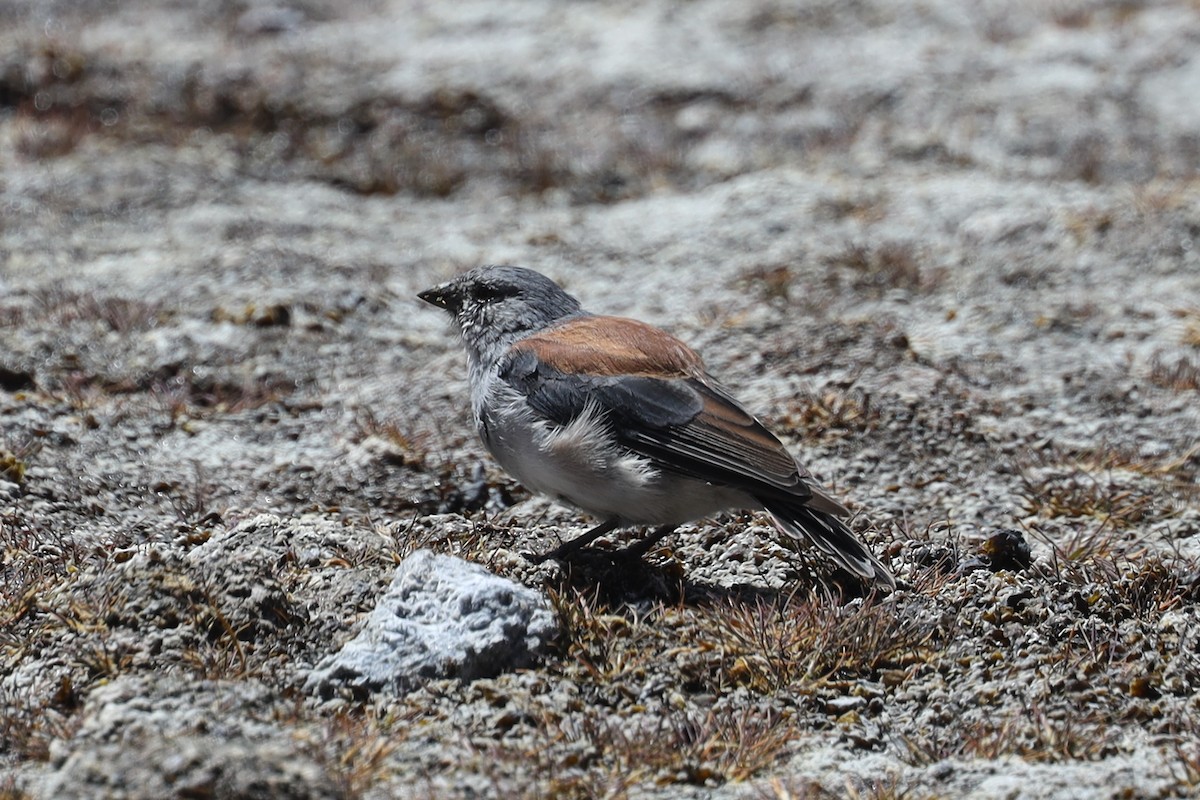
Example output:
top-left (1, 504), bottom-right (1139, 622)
top-left (472, 284), bottom-right (510, 303)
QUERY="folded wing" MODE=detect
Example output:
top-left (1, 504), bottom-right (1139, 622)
top-left (500, 314), bottom-right (891, 584)
top-left (500, 315), bottom-right (820, 504)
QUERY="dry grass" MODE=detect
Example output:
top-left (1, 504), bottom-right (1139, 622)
top-left (1166, 739), bottom-right (1200, 790)
top-left (590, 707), bottom-right (792, 785)
top-left (352, 408), bottom-right (435, 470)
top-left (4, 41), bottom-right (106, 159)
top-left (176, 577), bottom-right (253, 680)
top-left (12, 102), bottom-right (95, 160)
top-left (210, 303), bottom-right (292, 328)
top-left (1060, 549), bottom-right (1200, 622)
top-left (313, 709), bottom-right (405, 798)
top-left (6, 40), bottom-right (696, 202)
top-left (0, 515), bottom-right (82, 631)
top-left (1149, 353), bottom-right (1200, 392)
top-left (0, 516), bottom-right (89, 761)
top-left (825, 241), bottom-right (943, 295)
top-left (1017, 449), bottom-right (1162, 531)
top-left (1022, 513), bottom-right (1200, 606)
top-left (551, 587), bottom-right (665, 684)
top-left (761, 775), bottom-right (935, 800)
top-left (1015, 442), bottom-right (1196, 591)
top-left (0, 686), bottom-right (79, 764)
top-left (1071, 441), bottom-right (1200, 481)
top-left (1019, 471), bottom-right (1153, 528)
top-left (147, 368), bottom-right (296, 422)
top-left (737, 265), bottom-right (796, 304)
top-left (0, 779), bottom-right (31, 800)
top-left (1166, 307), bottom-right (1200, 349)
top-left (773, 385), bottom-right (880, 442)
top-left (903, 703), bottom-right (1122, 764)
top-left (1028, 518), bottom-right (1145, 586)
top-left (152, 462), bottom-right (220, 526)
top-left (703, 591), bottom-right (933, 693)
top-left (5, 287), bottom-right (296, 418)
top-left (503, 589), bottom-right (891, 789)
top-left (555, 586), bottom-right (931, 700)
top-left (471, 705), bottom-right (799, 796)
top-left (28, 287), bottom-right (166, 333)
top-left (0, 448), bottom-right (29, 485)
top-left (0, 672), bottom-right (81, 763)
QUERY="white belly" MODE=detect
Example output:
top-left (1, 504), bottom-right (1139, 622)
top-left (478, 393), bottom-right (746, 525)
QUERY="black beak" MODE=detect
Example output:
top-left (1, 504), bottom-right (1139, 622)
top-left (418, 283), bottom-right (456, 310)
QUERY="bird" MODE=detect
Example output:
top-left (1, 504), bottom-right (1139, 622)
top-left (418, 265), bottom-right (893, 586)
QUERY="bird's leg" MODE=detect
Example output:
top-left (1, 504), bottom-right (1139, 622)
top-left (617, 524), bottom-right (678, 559)
top-left (527, 518), bottom-right (621, 563)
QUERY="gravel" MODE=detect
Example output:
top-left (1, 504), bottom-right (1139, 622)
top-left (2, 0), bottom-right (1198, 797)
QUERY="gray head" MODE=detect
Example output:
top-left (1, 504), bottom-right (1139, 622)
top-left (418, 265), bottom-right (584, 361)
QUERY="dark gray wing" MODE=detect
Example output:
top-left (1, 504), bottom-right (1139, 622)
top-left (499, 348), bottom-right (812, 501)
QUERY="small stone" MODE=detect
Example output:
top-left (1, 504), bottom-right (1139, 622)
top-left (305, 550), bottom-right (558, 698)
top-left (0, 364), bottom-right (35, 392)
top-left (824, 695), bottom-right (866, 714)
top-left (981, 529), bottom-right (1033, 572)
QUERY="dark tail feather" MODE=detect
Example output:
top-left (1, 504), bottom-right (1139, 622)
top-left (759, 498), bottom-right (894, 588)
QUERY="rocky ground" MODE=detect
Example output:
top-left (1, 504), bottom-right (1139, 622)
top-left (2, 0), bottom-right (1200, 797)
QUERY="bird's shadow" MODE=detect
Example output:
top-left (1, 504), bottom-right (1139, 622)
top-left (543, 545), bottom-right (876, 609)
